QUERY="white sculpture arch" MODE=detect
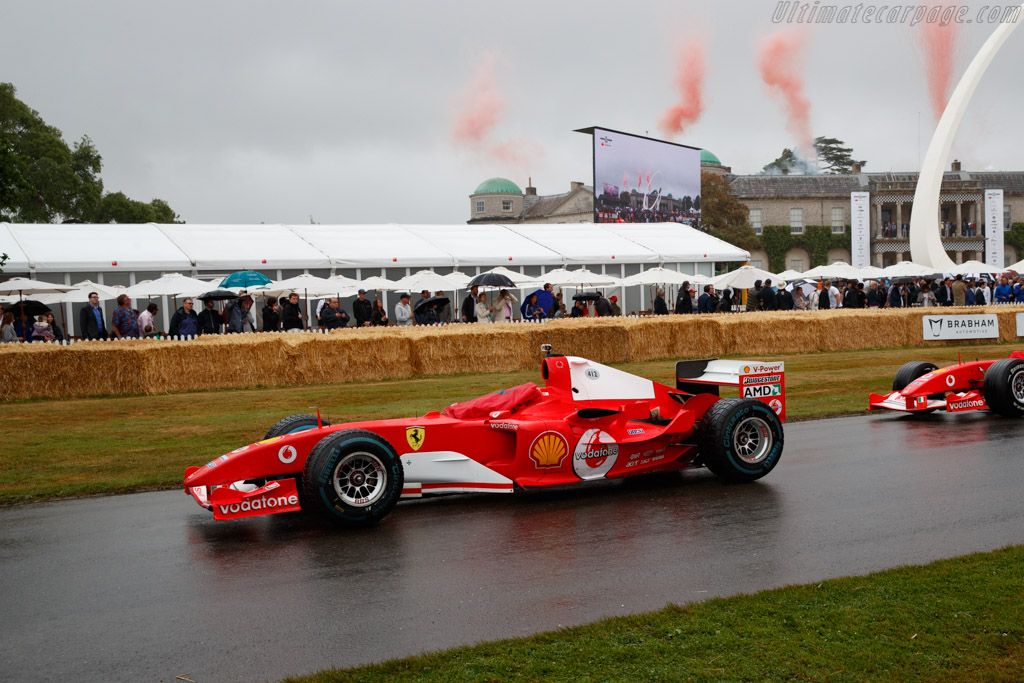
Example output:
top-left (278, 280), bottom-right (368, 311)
top-left (909, 8), bottom-right (1024, 268)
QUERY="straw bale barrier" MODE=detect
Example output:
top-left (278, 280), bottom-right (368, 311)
top-left (1, 306), bottom-right (1021, 402)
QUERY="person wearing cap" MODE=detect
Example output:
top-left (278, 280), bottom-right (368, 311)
top-left (353, 288), bottom-right (373, 327)
top-left (394, 292), bottom-right (413, 326)
top-left (609, 295), bottom-right (621, 316)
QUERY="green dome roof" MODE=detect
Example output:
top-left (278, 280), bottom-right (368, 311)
top-left (473, 177), bottom-right (522, 195)
top-left (700, 149), bottom-right (722, 165)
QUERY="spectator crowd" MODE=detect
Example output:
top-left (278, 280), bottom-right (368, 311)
top-left (3, 274), bottom-right (1024, 342)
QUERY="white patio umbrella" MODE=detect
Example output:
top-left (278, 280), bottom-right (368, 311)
top-left (949, 260), bottom-right (1001, 276)
top-left (394, 270), bottom-right (465, 293)
top-left (712, 265), bottom-right (780, 290)
top-left (879, 261), bottom-right (937, 277)
top-left (774, 269), bottom-right (807, 281)
top-left (622, 267), bottom-right (712, 286)
top-left (445, 271), bottom-right (474, 288)
top-left (800, 261), bottom-right (864, 281)
top-left (1006, 258), bottom-right (1024, 273)
top-left (0, 277), bottom-right (75, 298)
top-left (475, 266), bottom-right (535, 286)
top-left (543, 267), bottom-right (622, 287)
top-left (125, 273), bottom-right (212, 298)
top-left (254, 273), bottom-right (338, 298)
top-left (351, 275), bottom-right (398, 291)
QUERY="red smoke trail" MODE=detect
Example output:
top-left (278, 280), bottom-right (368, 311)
top-left (917, 10), bottom-right (959, 121)
top-left (452, 56), bottom-right (503, 144)
top-left (450, 55), bottom-right (544, 169)
top-left (757, 30), bottom-right (813, 154)
top-left (658, 38), bottom-right (706, 137)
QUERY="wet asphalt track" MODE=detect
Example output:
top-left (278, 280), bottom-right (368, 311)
top-left (2, 412), bottom-right (1024, 682)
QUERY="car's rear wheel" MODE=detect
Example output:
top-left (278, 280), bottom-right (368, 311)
top-left (983, 358), bottom-right (1024, 417)
top-left (892, 361), bottom-right (937, 391)
top-left (302, 429), bottom-right (403, 526)
top-left (264, 413), bottom-right (329, 440)
top-left (697, 398), bottom-right (783, 482)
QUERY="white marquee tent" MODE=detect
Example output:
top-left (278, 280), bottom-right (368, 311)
top-left (0, 222), bottom-right (750, 332)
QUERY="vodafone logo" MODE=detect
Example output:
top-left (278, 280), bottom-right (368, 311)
top-left (769, 399), bottom-right (783, 415)
top-left (946, 374), bottom-right (956, 387)
top-left (950, 398), bottom-right (985, 410)
top-left (572, 429), bottom-right (619, 480)
top-left (278, 445), bottom-right (298, 464)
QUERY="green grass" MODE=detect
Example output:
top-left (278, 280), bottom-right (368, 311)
top-left (1, 341), bottom-right (1019, 503)
top-left (283, 546), bottom-right (1024, 682)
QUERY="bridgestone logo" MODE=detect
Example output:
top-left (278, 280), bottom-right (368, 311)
top-left (743, 375), bottom-right (781, 385)
top-left (218, 495), bottom-right (299, 515)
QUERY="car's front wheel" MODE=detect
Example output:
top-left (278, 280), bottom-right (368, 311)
top-left (263, 413), bottom-right (329, 440)
top-left (301, 430), bottom-right (404, 526)
top-left (697, 398), bottom-right (783, 481)
top-left (983, 358), bottom-right (1024, 417)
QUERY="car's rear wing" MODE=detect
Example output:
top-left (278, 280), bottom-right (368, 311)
top-left (677, 359), bottom-right (786, 422)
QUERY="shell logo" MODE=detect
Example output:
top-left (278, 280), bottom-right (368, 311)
top-left (530, 432), bottom-right (568, 469)
top-left (743, 365), bottom-right (751, 373)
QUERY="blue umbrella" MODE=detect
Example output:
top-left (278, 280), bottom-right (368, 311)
top-left (219, 271), bottom-right (272, 289)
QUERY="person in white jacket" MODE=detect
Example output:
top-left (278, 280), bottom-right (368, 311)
top-left (474, 292), bottom-right (492, 323)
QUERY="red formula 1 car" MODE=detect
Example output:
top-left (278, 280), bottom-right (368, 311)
top-left (868, 351), bottom-right (1024, 417)
top-left (184, 348), bottom-right (786, 527)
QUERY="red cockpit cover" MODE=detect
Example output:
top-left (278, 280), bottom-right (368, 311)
top-left (444, 383), bottom-right (542, 419)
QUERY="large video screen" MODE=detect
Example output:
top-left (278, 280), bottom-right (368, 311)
top-left (591, 127), bottom-right (700, 224)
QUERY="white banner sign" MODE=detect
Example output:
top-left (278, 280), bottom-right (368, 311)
top-left (850, 192), bottom-right (870, 268)
top-left (922, 314), bottom-right (999, 340)
top-left (985, 189), bottom-right (1004, 268)
top-left (1017, 312), bottom-right (1024, 337)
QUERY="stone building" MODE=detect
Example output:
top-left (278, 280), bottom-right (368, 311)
top-left (468, 177), bottom-right (592, 224)
top-left (729, 159), bottom-right (1022, 270)
top-left (468, 153), bottom-right (1022, 269)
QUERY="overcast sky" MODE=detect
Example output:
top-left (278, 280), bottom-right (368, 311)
top-left (4, 0), bottom-right (1023, 224)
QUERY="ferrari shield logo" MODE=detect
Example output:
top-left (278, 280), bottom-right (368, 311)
top-left (406, 426), bottom-right (426, 451)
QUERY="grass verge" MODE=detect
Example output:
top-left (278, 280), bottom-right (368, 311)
top-left (284, 546), bottom-right (1024, 682)
top-left (1, 341), bottom-right (1019, 503)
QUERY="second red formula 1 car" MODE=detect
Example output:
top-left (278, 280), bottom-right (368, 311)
top-left (868, 351), bottom-right (1024, 417)
top-left (184, 347), bottom-right (787, 527)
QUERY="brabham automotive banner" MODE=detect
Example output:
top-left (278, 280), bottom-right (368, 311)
top-left (922, 314), bottom-right (999, 340)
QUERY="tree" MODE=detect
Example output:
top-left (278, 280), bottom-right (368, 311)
top-left (698, 171), bottom-right (758, 251)
top-left (762, 147), bottom-right (799, 174)
top-left (0, 82), bottom-right (178, 223)
top-left (814, 136), bottom-right (865, 174)
top-left (762, 137), bottom-right (866, 175)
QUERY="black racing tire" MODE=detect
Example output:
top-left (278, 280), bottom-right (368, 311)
top-left (892, 361), bottom-right (938, 392)
top-left (301, 429), bottom-right (403, 527)
top-left (263, 413), bottom-right (329, 440)
top-left (982, 358), bottom-right (1024, 418)
top-left (697, 398), bottom-right (784, 482)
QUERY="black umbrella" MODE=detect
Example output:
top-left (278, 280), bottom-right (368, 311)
top-left (572, 292), bottom-right (601, 301)
top-left (3, 299), bottom-right (51, 317)
top-left (891, 277), bottom-right (915, 284)
top-left (468, 272), bottom-right (517, 288)
top-left (414, 295), bottom-right (450, 313)
top-left (197, 289), bottom-right (239, 302)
